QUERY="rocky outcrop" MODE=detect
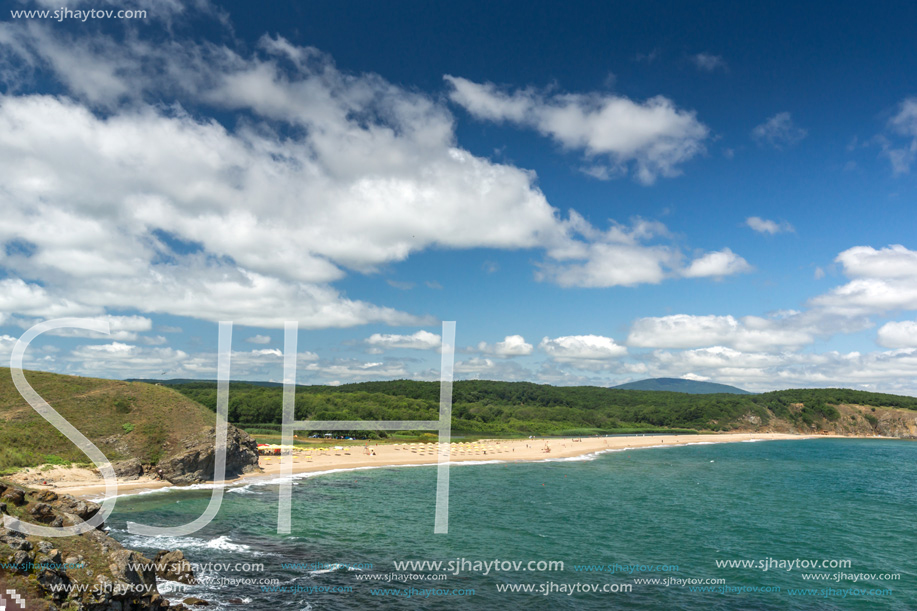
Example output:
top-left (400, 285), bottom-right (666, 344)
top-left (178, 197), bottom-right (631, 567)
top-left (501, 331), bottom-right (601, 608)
top-left (35, 490), bottom-right (59, 503)
top-left (723, 402), bottom-right (917, 438)
top-left (153, 549), bottom-right (197, 585)
top-left (183, 597), bottom-right (210, 606)
top-left (37, 567), bottom-right (72, 603)
top-left (1, 487), bottom-right (26, 506)
top-left (0, 482), bottom-right (196, 610)
top-left (55, 495), bottom-right (102, 522)
top-left (158, 425), bottom-right (259, 485)
top-left (26, 502), bottom-right (56, 523)
top-left (112, 458), bottom-right (144, 480)
top-left (108, 549), bottom-right (157, 590)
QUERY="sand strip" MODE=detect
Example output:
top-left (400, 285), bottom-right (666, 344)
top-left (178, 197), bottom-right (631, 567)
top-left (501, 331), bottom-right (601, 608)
top-left (10, 432), bottom-right (867, 500)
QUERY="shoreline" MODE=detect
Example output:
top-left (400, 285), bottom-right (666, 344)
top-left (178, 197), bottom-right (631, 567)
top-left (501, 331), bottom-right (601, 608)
top-left (8, 432), bottom-right (887, 500)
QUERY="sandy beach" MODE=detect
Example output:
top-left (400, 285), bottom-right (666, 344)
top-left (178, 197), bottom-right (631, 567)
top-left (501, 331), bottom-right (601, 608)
top-left (251, 432), bottom-right (820, 478)
top-left (6, 432), bottom-right (834, 500)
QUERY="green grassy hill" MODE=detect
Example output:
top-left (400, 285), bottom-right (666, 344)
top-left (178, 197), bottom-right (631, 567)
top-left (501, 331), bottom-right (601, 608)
top-left (610, 377), bottom-right (751, 394)
top-left (0, 367), bottom-right (215, 473)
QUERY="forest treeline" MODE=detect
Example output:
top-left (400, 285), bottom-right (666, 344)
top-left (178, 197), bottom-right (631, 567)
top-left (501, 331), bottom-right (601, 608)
top-left (162, 379), bottom-right (917, 436)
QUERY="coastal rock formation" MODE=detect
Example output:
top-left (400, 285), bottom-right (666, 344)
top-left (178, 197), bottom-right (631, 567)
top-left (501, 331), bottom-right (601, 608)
top-left (26, 502), bottom-right (56, 523)
top-left (736, 403), bottom-right (917, 438)
top-left (158, 425), bottom-right (259, 485)
top-left (183, 597), bottom-right (210, 606)
top-left (108, 549), bottom-right (158, 590)
top-left (1, 487), bottom-right (26, 506)
top-left (112, 458), bottom-right (145, 480)
top-left (55, 495), bottom-right (102, 522)
top-left (10, 549), bottom-right (33, 572)
top-left (0, 482), bottom-right (196, 610)
top-left (153, 549), bottom-right (197, 584)
top-left (35, 490), bottom-right (59, 502)
top-left (37, 568), bottom-right (72, 603)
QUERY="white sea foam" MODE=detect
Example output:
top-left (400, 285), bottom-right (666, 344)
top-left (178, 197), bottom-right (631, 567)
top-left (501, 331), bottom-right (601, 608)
top-left (89, 479), bottom-right (247, 502)
top-left (539, 454), bottom-right (598, 463)
top-left (224, 460), bottom-right (511, 493)
top-left (119, 534), bottom-right (260, 555)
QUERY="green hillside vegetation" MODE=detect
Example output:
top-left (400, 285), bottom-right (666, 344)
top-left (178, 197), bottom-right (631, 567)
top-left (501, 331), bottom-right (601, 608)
top-left (611, 377), bottom-right (750, 394)
top-left (0, 368), bottom-right (215, 473)
top-left (167, 379), bottom-right (917, 437)
top-left (4, 368), bottom-right (914, 474)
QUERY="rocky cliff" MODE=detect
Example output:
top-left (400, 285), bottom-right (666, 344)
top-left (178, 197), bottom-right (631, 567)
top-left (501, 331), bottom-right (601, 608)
top-left (733, 403), bottom-right (917, 437)
top-left (157, 425), bottom-right (260, 485)
top-left (0, 482), bottom-right (202, 610)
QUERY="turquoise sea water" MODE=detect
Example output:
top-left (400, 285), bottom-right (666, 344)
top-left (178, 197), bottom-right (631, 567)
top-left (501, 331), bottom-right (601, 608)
top-left (106, 439), bottom-right (917, 610)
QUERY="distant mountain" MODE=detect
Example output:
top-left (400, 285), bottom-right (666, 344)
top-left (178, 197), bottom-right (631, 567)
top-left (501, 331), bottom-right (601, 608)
top-left (611, 377), bottom-right (751, 394)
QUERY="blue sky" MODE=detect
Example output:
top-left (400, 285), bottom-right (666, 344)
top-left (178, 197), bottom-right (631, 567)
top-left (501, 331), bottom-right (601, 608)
top-left (1, 0), bottom-right (917, 393)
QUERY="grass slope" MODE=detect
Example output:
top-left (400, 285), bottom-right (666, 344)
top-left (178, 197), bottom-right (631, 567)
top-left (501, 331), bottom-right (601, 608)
top-left (0, 367), bottom-right (215, 473)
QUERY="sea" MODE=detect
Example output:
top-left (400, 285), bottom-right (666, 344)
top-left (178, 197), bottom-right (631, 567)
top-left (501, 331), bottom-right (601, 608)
top-left (104, 439), bottom-right (917, 610)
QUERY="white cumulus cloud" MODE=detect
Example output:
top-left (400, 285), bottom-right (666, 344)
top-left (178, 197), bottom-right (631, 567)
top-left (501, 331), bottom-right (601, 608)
top-left (539, 335), bottom-right (627, 361)
top-left (11, 314), bottom-right (153, 341)
top-left (682, 248), bottom-right (753, 278)
top-left (877, 320), bottom-right (917, 348)
top-left (365, 330), bottom-right (442, 350)
top-left (627, 314), bottom-right (814, 351)
top-left (836, 244), bottom-right (917, 279)
top-left (0, 29), bottom-right (581, 328)
top-left (745, 216), bottom-right (794, 235)
top-left (810, 245), bottom-right (917, 315)
top-left (477, 335), bottom-right (534, 357)
top-left (643, 346), bottom-right (917, 395)
top-left (444, 75), bottom-right (709, 184)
